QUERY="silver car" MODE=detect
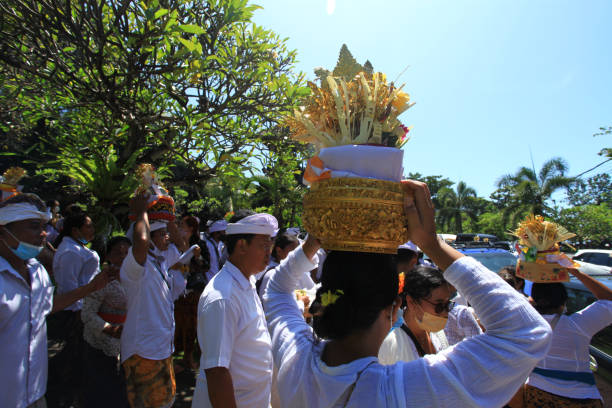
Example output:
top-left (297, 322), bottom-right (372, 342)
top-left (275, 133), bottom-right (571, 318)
top-left (573, 249), bottom-right (612, 276)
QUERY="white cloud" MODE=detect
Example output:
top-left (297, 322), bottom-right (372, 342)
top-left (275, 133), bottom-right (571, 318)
top-left (326, 0), bottom-right (336, 15)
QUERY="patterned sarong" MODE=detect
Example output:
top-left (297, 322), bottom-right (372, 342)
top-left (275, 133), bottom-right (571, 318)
top-left (524, 384), bottom-right (603, 408)
top-left (123, 354), bottom-right (175, 408)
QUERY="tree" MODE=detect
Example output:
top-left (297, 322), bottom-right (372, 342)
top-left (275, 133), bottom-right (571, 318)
top-left (436, 181), bottom-right (478, 233)
top-left (566, 173), bottom-right (612, 207)
top-left (0, 0), bottom-right (307, 235)
top-left (405, 173), bottom-right (454, 207)
top-left (494, 157), bottom-right (573, 225)
top-left (555, 204), bottom-right (612, 247)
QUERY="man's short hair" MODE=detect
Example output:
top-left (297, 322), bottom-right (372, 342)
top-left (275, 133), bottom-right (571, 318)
top-left (225, 234), bottom-right (254, 255)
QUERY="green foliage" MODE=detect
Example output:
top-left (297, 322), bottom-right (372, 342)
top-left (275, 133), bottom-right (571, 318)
top-left (554, 204), bottom-right (612, 245)
top-left (436, 181), bottom-right (478, 234)
top-left (594, 126), bottom-right (612, 158)
top-left (566, 173), bottom-right (612, 207)
top-left (0, 0), bottom-right (306, 234)
top-left (493, 157), bottom-right (573, 225)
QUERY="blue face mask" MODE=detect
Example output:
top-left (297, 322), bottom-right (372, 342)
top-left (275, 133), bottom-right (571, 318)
top-left (78, 238), bottom-right (88, 245)
top-left (3, 228), bottom-right (44, 260)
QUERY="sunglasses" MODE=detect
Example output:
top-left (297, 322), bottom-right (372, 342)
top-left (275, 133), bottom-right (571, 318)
top-left (421, 298), bottom-right (455, 315)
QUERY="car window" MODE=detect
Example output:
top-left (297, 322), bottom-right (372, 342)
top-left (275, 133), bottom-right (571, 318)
top-left (589, 253), bottom-right (612, 268)
top-left (464, 252), bottom-right (517, 273)
top-left (565, 286), bottom-right (612, 357)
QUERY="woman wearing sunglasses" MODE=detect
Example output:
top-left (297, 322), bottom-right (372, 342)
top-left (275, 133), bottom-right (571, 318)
top-left (379, 266), bottom-right (452, 364)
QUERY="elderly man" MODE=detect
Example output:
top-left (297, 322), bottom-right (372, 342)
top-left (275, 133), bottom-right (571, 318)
top-left (0, 193), bottom-right (110, 408)
top-left (193, 213), bottom-right (319, 408)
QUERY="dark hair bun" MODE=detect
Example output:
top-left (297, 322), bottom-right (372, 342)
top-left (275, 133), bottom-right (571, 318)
top-left (311, 251), bottom-right (398, 340)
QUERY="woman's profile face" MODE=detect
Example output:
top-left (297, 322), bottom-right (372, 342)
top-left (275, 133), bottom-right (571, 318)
top-left (407, 284), bottom-right (453, 321)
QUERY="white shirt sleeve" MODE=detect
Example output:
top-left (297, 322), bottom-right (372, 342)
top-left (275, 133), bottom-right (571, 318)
top-left (53, 250), bottom-right (82, 294)
top-left (198, 298), bottom-right (238, 369)
top-left (120, 247), bottom-right (145, 281)
top-left (262, 245), bottom-right (317, 365)
top-left (169, 269), bottom-right (187, 301)
top-left (569, 299), bottom-right (612, 338)
top-left (80, 251), bottom-right (100, 286)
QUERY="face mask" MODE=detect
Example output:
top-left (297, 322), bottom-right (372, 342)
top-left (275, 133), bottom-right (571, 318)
top-left (78, 237), bottom-right (88, 245)
top-left (53, 206), bottom-right (60, 213)
top-left (415, 304), bottom-right (448, 332)
top-left (2, 228), bottom-right (44, 260)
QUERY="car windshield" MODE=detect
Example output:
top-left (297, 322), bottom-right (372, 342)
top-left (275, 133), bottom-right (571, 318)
top-left (464, 252), bottom-right (517, 273)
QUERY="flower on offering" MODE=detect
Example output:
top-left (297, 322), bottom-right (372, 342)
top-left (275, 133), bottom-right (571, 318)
top-left (398, 272), bottom-right (405, 295)
top-left (321, 289), bottom-right (344, 307)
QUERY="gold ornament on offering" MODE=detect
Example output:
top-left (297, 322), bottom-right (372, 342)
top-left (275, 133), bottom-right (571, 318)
top-left (512, 215), bottom-right (578, 283)
top-left (288, 46), bottom-right (413, 254)
top-left (303, 177), bottom-right (409, 254)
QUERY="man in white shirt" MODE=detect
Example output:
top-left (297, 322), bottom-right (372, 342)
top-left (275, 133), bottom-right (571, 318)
top-left (120, 193), bottom-right (182, 408)
top-left (193, 213), bottom-right (297, 408)
top-left (0, 193), bottom-right (110, 408)
top-left (204, 220), bottom-right (227, 282)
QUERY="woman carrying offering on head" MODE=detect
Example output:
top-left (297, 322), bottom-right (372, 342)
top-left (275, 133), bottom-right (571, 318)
top-left (261, 180), bottom-right (552, 408)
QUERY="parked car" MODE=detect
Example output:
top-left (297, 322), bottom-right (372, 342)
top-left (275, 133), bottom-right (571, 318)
top-left (454, 245), bottom-right (518, 273)
top-left (573, 249), bottom-right (612, 276)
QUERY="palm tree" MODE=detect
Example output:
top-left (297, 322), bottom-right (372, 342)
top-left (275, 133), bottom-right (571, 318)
top-left (496, 157), bottom-right (573, 225)
top-left (436, 181), bottom-right (478, 233)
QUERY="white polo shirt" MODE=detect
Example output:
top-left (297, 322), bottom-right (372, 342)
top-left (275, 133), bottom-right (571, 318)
top-left (53, 236), bottom-right (100, 311)
top-left (193, 261), bottom-right (273, 408)
top-left (0, 256), bottom-right (54, 408)
top-left (120, 247), bottom-right (175, 362)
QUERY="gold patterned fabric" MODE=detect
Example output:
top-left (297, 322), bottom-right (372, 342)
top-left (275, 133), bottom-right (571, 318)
top-left (123, 354), bottom-right (175, 408)
top-left (524, 384), bottom-right (603, 408)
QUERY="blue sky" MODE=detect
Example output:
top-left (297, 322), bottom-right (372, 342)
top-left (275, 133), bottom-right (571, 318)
top-left (253, 0), bottom-right (612, 200)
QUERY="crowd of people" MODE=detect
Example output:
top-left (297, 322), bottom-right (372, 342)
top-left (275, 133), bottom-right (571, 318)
top-left (1, 176), bottom-right (611, 408)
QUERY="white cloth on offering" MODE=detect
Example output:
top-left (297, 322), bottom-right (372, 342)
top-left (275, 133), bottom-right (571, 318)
top-left (311, 145), bottom-right (404, 184)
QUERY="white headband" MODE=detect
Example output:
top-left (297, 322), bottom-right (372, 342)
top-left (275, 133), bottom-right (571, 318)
top-left (0, 202), bottom-right (51, 225)
top-left (209, 220), bottom-right (228, 233)
top-left (226, 213), bottom-right (278, 237)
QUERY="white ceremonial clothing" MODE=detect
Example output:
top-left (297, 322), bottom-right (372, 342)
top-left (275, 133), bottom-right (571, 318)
top-left (205, 236), bottom-right (224, 282)
top-left (53, 236), bottom-right (100, 311)
top-left (444, 304), bottom-right (483, 346)
top-left (120, 247), bottom-right (175, 362)
top-left (193, 249), bottom-right (315, 408)
top-left (155, 244), bottom-right (187, 299)
top-left (257, 259), bottom-right (315, 299)
top-left (378, 326), bottom-right (448, 365)
top-left (0, 256), bottom-right (54, 408)
top-left (526, 300), bottom-right (612, 401)
top-left (262, 256), bottom-right (552, 408)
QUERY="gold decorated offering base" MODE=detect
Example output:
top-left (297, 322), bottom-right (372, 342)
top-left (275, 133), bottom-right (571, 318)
top-left (516, 259), bottom-right (570, 283)
top-left (302, 177), bottom-right (409, 254)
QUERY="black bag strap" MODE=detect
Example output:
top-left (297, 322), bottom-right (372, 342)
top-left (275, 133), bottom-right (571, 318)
top-left (400, 324), bottom-right (426, 358)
